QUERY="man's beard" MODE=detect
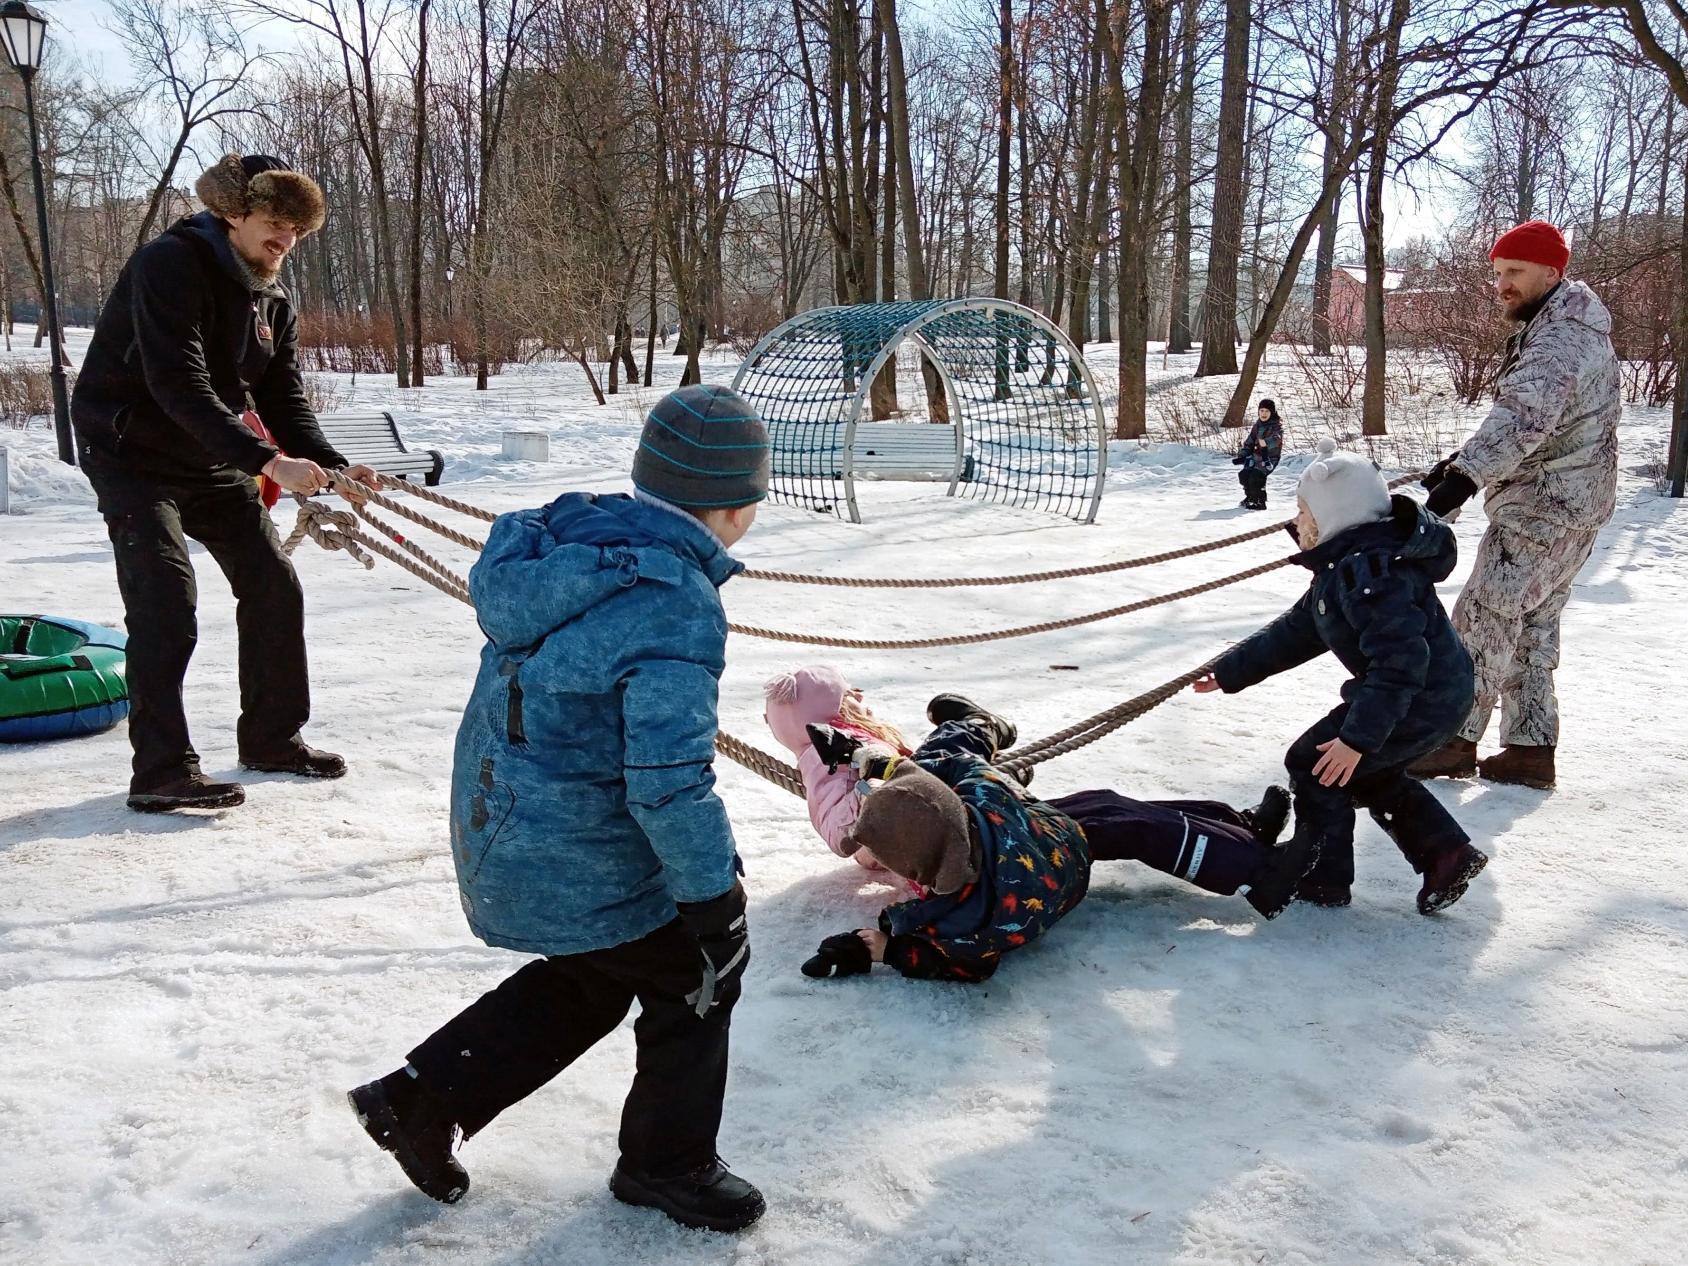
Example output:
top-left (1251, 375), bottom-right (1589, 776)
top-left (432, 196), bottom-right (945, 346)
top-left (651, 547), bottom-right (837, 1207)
top-left (232, 241), bottom-right (283, 283)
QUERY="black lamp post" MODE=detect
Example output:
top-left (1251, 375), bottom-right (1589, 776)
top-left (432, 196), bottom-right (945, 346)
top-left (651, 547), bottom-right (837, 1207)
top-left (1, 0), bottom-right (73, 466)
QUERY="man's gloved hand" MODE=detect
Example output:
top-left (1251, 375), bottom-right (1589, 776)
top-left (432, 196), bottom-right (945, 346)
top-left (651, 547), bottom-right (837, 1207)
top-left (1425, 469), bottom-right (1478, 518)
top-left (675, 879), bottom-right (749, 1017)
top-left (1232, 455), bottom-right (1244, 465)
top-left (801, 930), bottom-right (874, 978)
top-left (1421, 451), bottom-right (1461, 492)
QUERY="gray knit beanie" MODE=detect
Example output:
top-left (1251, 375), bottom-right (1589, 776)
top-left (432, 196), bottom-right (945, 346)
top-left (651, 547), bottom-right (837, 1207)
top-left (631, 384), bottom-right (770, 509)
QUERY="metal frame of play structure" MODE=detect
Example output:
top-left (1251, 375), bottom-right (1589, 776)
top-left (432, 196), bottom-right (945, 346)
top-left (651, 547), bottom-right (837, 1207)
top-left (731, 298), bottom-right (1109, 524)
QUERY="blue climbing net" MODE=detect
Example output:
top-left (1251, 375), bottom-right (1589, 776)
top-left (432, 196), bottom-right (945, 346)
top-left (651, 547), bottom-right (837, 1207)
top-left (731, 299), bottom-right (1108, 524)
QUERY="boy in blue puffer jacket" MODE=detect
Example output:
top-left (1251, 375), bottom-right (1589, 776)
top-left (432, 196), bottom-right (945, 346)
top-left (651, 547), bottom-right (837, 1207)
top-left (348, 385), bottom-right (770, 1234)
top-left (1194, 439), bottom-right (1488, 915)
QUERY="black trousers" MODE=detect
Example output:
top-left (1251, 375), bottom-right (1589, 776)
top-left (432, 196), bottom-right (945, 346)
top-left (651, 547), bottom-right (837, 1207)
top-left (406, 918), bottom-right (735, 1177)
top-left (1049, 790), bottom-right (1266, 895)
top-left (1285, 703), bottom-right (1470, 888)
top-left (95, 476), bottom-right (309, 791)
top-left (1239, 468), bottom-right (1267, 504)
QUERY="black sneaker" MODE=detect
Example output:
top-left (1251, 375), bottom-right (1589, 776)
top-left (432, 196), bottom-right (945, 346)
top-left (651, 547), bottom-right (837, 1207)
top-left (609, 1156), bottom-right (766, 1233)
top-left (240, 741), bottom-right (347, 779)
top-left (1417, 843), bottom-right (1488, 915)
top-left (925, 694), bottom-right (1018, 752)
top-left (1244, 826), bottom-right (1322, 920)
top-left (1243, 785), bottom-right (1291, 846)
top-left (127, 773), bottom-right (245, 813)
top-left (348, 1075), bottom-right (469, 1204)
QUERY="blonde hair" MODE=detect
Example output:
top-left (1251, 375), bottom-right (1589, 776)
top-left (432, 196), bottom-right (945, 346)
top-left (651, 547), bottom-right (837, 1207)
top-left (837, 693), bottom-right (912, 753)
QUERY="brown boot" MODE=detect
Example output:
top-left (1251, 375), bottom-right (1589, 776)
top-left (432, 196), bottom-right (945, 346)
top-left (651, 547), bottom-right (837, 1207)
top-left (1478, 744), bottom-right (1556, 790)
top-left (1407, 737), bottom-right (1477, 781)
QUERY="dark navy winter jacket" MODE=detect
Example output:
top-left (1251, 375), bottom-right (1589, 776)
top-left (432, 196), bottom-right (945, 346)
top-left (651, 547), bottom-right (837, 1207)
top-left (878, 751), bottom-right (1091, 982)
top-left (1213, 496), bottom-right (1472, 755)
top-left (71, 211), bottom-right (345, 488)
top-left (449, 492), bottom-right (744, 957)
top-left (1236, 415), bottom-right (1284, 473)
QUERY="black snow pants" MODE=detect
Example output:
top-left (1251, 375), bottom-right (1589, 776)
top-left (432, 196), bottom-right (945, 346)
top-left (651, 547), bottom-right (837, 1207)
top-left (91, 472), bottom-right (310, 792)
top-left (405, 918), bottom-right (737, 1177)
top-left (1049, 790), bottom-right (1268, 895)
top-left (1285, 702), bottom-right (1471, 889)
top-left (1238, 467), bottom-right (1268, 506)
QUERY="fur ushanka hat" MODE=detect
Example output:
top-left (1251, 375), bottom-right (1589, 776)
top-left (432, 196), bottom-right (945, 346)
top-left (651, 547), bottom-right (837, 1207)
top-left (194, 154), bottom-right (327, 233)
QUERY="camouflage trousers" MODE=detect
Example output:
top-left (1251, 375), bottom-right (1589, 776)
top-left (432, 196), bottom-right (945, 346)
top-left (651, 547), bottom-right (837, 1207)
top-left (1453, 521), bottom-right (1600, 747)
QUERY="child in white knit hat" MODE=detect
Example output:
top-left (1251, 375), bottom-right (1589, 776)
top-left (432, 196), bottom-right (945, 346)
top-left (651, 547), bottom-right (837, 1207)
top-left (1192, 438), bottom-right (1487, 916)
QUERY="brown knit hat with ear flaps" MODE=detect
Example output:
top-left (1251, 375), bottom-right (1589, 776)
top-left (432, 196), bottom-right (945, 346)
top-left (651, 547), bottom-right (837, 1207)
top-left (842, 762), bottom-right (979, 894)
top-left (195, 154), bottom-right (327, 233)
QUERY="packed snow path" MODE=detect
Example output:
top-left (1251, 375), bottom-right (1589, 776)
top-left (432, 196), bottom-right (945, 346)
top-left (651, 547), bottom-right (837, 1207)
top-left (2, 344), bottom-right (1685, 1264)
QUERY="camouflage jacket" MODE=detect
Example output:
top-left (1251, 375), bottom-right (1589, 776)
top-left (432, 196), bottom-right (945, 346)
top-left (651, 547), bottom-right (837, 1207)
top-left (1454, 280), bottom-right (1621, 536)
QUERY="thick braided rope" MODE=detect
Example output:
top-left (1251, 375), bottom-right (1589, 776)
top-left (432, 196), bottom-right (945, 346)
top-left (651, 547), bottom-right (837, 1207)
top-left (727, 556), bottom-right (1290, 650)
top-left (739, 472), bottom-right (1422, 589)
top-left (741, 520), bottom-right (1290, 587)
top-left (282, 496), bottom-right (470, 603)
top-left (361, 472), bottom-right (499, 524)
top-left (326, 471), bottom-right (489, 552)
top-left (345, 498), bottom-right (476, 601)
top-left (998, 657), bottom-right (1222, 775)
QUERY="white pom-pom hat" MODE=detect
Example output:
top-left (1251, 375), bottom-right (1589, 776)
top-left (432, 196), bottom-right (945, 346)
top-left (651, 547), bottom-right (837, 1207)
top-left (1296, 437), bottom-right (1391, 543)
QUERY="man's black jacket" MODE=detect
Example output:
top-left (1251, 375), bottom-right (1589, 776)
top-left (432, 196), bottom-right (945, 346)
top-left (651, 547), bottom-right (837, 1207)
top-left (70, 211), bottom-right (346, 487)
top-left (1212, 496), bottom-right (1474, 755)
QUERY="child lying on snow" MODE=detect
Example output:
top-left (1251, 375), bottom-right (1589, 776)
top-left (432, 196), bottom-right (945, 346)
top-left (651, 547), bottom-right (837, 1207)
top-left (1193, 437), bottom-right (1487, 915)
top-left (797, 695), bottom-right (1312, 984)
top-left (762, 665), bottom-right (915, 876)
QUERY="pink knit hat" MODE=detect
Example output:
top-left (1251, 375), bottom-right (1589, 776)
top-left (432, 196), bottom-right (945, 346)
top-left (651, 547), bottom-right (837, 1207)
top-left (763, 665), bottom-right (851, 755)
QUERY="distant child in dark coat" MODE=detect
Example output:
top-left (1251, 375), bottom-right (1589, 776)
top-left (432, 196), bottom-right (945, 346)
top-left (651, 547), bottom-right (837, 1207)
top-left (1233, 398), bottom-right (1285, 510)
top-left (1195, 438), bottom-right (1487, 915)
top-left (799, 699), bottom-right (1315, 984)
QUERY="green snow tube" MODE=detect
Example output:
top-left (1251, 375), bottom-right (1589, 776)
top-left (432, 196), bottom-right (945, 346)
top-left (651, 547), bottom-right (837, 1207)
top-left (0, 615), bottom-right (129, 742)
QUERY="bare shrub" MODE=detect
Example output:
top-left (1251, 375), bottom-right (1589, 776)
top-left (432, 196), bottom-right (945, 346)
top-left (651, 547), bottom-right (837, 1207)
top-left (723, 290), bottom-right (785, 356)
top-left (298, 311), bottom-right (447, 377)
top-left (302, 373), bottom-right (349, 414)
top-left (1283, 337), bottom-right (1366, 409)
top-left (0, 363), bottom-right (63, 428)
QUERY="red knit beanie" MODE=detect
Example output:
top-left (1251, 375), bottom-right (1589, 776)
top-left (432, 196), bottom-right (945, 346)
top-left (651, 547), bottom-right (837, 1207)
top-left (1490, 220), bottom-right (1570, 272)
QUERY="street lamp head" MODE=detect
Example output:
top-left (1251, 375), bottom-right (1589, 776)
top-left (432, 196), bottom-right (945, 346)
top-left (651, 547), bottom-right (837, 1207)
top-left (0, 1), bottom-right (47, 77)
top-left (445, 268), bottom-right (454, 282)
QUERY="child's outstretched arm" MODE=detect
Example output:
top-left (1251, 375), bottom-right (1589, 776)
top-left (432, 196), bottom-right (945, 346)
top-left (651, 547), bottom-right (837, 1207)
top-left (796, 746), bottom-right (863, 856)
top-left (1205, 590), bottom-right (1325, 694)
top-left (1332, 556), bottom-right (1432, 756)
top-left (620, 651), bottom-right (741, 905)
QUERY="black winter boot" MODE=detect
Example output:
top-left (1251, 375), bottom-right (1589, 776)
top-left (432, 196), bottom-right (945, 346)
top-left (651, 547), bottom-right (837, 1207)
top-left (1295, 879), bottom-right (1353, 908)
top-left (1244, 825), bottom-right (1322, 920)
top-left (348, 1071), bottom-right (469, 1204)
top-left (1417, 842), bottom-right (1488, 915)
top-left (1242, 785), bottom-right (1292, 846)
top-left (127, 773), bottom-right (246, 813)
top-left (610, 1156), bottom-right (766, 1233)
top-left (925, 694), bottom-right (1018, 753)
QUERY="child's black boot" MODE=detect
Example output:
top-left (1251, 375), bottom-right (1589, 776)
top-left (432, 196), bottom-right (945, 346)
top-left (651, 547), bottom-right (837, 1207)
top-left (1241, 784), bottom-right (1291, 845)
top-left (1295, 879), bottom-right (1352, 907)
top-left (1244, 822), bottom-right (1322, 920)
top-left (610, 1156), bottom-right (767, 1232)
top-left (1417, 842), bottom-right (1488, 914)
top-left (348, 1069), bottom-right (469, 1204)
top-left (925, 693), bottom-right (1018, 753)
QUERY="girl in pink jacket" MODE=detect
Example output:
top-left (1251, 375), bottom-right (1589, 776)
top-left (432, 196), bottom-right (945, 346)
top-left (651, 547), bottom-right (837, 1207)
top-left (763, 665), bottom-right (914, 873)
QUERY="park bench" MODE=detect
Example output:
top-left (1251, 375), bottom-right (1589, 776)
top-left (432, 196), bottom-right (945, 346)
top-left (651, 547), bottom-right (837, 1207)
top-left (316, 411), bottom-right (444, 487)
top-left (772, 420), bottom-right (967, 483)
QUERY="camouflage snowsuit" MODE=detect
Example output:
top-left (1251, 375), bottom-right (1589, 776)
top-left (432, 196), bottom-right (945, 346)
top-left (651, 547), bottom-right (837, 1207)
top-left (1450, 280), bottom-right (1621, 747)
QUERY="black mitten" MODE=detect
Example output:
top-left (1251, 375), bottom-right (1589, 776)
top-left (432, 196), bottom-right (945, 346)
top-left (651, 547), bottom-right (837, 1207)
top-left (1421, 451), bottom-right (1460, 491)
top-left (806, 723), bottom-right (862, 774)
top-left (801, 931), bottom-right (874, 978)
top-left (676, 879), bottom-right (749, 1016)
top-left (1425, 470), bottom-right (1478, 517)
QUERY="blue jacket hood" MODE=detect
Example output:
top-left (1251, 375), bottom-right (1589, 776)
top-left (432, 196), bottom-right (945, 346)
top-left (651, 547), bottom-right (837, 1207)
top-left (469, 491), bottom-right (742, 653)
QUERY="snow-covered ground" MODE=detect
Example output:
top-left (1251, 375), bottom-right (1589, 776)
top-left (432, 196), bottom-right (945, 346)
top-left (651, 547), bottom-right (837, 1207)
top-left (2, 334), bottom-right (1686, 1265)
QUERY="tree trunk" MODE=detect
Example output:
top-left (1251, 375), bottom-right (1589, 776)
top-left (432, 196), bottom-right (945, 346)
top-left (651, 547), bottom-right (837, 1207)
top-left (1197, 0), bottom-right (1250, 379)
top-left (644, 250), bottom-right (658, 387)
top-left (878, 0), bottom-right (947, 421)
top-left (408, 0), bottom-right (431, 387)
top-left (993, 0), bottom-right (1014, 400)
top-left (1310, 1), bottom-right (1353, 358)
top-left (1359, 1), bottom-right (1405, 437)
top-left (1168, 0), bottom-right (1197, 354)
top-left (135, 131), bottom-right (191, 248)
top-left (1669, 151), bottom-right (1687, 496)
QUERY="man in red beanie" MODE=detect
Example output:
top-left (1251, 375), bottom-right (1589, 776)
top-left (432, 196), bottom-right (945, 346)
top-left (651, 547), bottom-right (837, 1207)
top-left (1411, 220), bottom-right (1620, 790)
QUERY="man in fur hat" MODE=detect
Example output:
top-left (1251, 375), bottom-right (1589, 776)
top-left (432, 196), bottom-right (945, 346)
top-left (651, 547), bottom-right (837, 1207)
top-left (1409, 220), bottom-right (1621, 791)
top-left (71, 154), bottom-right (380, 813)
